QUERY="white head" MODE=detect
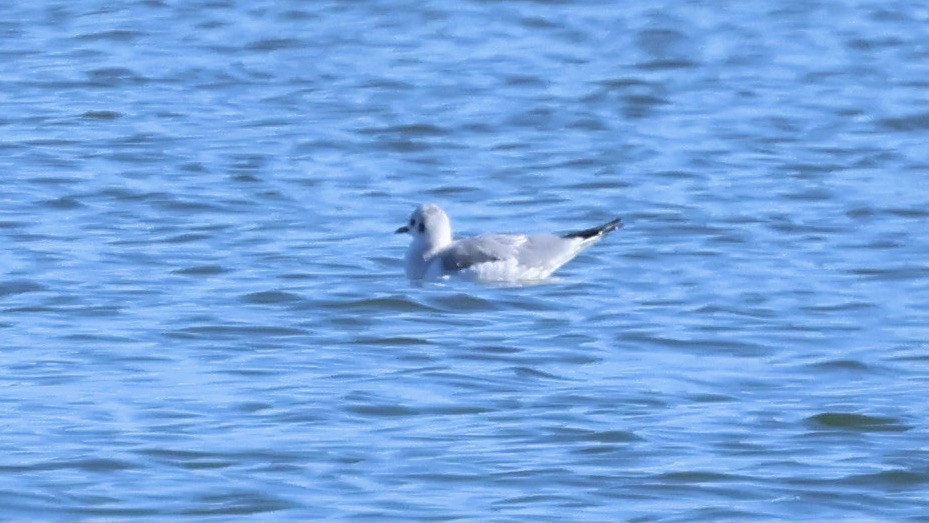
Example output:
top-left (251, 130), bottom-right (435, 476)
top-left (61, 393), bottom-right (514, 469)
top-left (395, 203), bottom-right (453, 251)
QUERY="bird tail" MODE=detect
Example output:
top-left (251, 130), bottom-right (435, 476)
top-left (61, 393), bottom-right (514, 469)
top-left (561, 218), bottom-right (623, 240)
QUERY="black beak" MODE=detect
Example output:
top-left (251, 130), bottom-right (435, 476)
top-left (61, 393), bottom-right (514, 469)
top-left (395, 225), bottom-right (409, 234)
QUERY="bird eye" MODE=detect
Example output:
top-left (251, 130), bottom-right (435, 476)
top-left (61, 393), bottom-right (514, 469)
top-left (418, 222), bottom-right (425, 233)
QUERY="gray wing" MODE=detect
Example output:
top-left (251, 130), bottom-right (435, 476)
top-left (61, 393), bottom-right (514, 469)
top-left (437, 234), bottom-right (525, 272)
top-left (511, 234), bottom-right (578, 268)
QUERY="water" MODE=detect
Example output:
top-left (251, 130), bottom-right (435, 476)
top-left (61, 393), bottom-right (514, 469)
top-left (1, 0), bottom-right (927, 520)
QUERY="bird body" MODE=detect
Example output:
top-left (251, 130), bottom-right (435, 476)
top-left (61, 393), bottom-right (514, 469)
top-left (396, 204), bottom-right (621, 282)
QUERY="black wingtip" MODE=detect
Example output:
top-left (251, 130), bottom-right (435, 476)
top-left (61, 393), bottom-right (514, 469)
top-left (561, 218), bottom-right (623, 240)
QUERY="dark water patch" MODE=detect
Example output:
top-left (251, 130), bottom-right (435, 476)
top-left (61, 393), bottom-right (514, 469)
top-left (847, 266), bottom-right (927, 281)
top-left (886, 206), bottom-right (929, 219)
top-left (175, 458), bottom-right (234, 470)
top-left (653, 471), bottom-right (751, 483)
top-left (58, 332), bottom-right (141, 344)
top-left (858, 238), bottom-right (903, 249)
top-left (240, 290), bottom-right (302, 304)
top-left (389, 365), bottom-right (448, 377)
top-left (232, 173), bottom-right (260, 183)
top-left (782, 187), bottom-right (834, 202)
top-left (619, 332), bottom-right (768, 356)
top-left (5, 304), bottom-right (121, 317)
top-left (86, 67), bottom-right (148, 86)
top-left (237, 401), bottom-right (273, 413)
top-left (800, 301), bottom-right (877, 313)
top-left (566, 179), bottom-right (631, 190)
top-left (357, 123), bottom-right (449, 137)
top-left (707, 231), bottom-right (750, 245)
top-left (808, 412), bottom-right (911, 432)
top-left (180, 161), bottom-right (208, 173)
top-left (23, 138), bottom-right (79, 147)
top-left (511, 366), bottom-right (568, 381)
top-left (845, 34), bottom-right (908, 51)
top-left (490, 467), bottom-right (576, 483)
top-left (404, 472), bottom-right (483, 484)
top-left (9, 372), bottom-right (83, 386)
top-left (655, 169), bottom-right (699, 180)
top-left (426, 185), bottom-right (483, 196)
top-left (418, 370), bottom-right (520, 395)
top-left (100, 188), bottom-right (165, 202)
top-left (556, 428), bottom-right (643, 444)
top-left (228, 153), bottom-right (269, 173)
top-left (806, 358), bottom-right (871, 372)
top-left (372, 138), bottom-right (430, 152)
top-left (585, 76), bottom-right (670, 117)
top-left (138, 448), bottom-right (226, 464)
top-left (619, 93), bottom-right (671, 117)
top-left (160, 233), bottom-right (212, 244)
top-left (80, 110), bottom-right (121, 120)
top-left (221, 366), bottom-right (284, 379)
top-left (171, 264), bottom-right (228, 276)
top-left (573, 444), bottom-right (626, 455)
top-left (0, 280), bottom-right (46, 298)
top-left (676, 507), bottom-right (777, 521)
top-left (151, 199), bottom-right (228, 214)
top-left (181, 490), bottom-right (296, 516)
top-left (0, 457), bottom-right (136, 473)
top-left (324, 314), bottom-right (371, 329)
top-left (635, 58), bottom-right (698, 71)
top-left (42, 196), bottom-right (83, 209)
top-left (692, 305), bottom-right (770, 320)
top-left (247, 38), bottom-right (303, 51)
top-left (499, 295), bottom-right (558, 312)
top-left (888, 350), bottom-right (929, 364)
top-left (70, 506), bottom-right (165, 519)
top-left (425, 293), bottom-right (498, 313)
top-left (359, 77), bottom-right (413, 90)
top-left (495, 493), bottom-right (583, 506)
top-left (346, 403), bottom-right (419, 418)
top-left (767, 219), bottom-right (845, 235)
top-left (783, 162), bottom-right (842, 176)
top-left (278, 9), bottom-right (317, 21)
top-left (567, 117), bottom-right (608, 130)
top-left (457, 344), bottom-right (523, 361)
top-left (75, 30), bottom-right (144, 42)
top-left (166, 324), bottom-right (308, 339)
top-left (420, 405), bottom-right (495, 416)
top-left (474, 345), bottom-right (523, 354)
top-left (842, 469), bottom-right (929, 488)
top-left (518, 14), bottom-right (559, 29)
top-left (504, 74), bottom-right (547, 88)
top-left (687, 393), bottom-right (737, 403)
top-left (593, 77), bottom-right (655, 90)
top-left (876, 112), bottom-right (929, 132)
top-left (353, 336), bottom-right (434, 347)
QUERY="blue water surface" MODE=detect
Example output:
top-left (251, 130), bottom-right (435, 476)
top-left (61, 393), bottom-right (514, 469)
top-left (1, 0), bottom-right (927, 521)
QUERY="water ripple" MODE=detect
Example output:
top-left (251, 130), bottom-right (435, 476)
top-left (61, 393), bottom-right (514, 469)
top-left (807, 413), bottom-right (912, 433)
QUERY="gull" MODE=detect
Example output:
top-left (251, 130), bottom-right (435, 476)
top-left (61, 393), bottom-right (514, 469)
top-left (395, 203), bottom-right (622, 282)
